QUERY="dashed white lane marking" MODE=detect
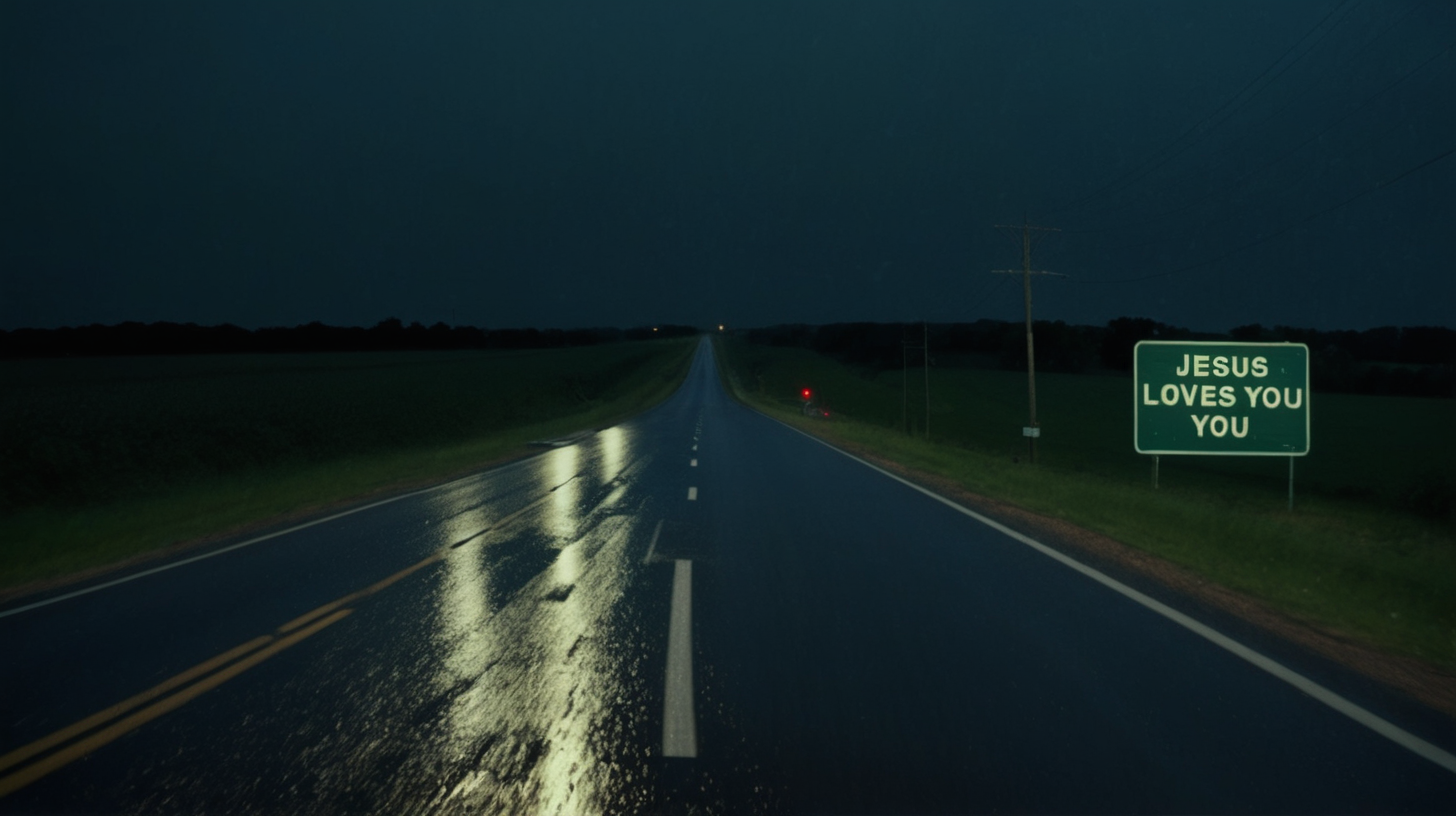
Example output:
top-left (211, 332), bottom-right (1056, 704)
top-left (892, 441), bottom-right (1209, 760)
top-left (690, 459), bottom-right (698, 467)
top-left (643, 519), bottom-right (665, 565)
top-left (687, 487), bottom-right (698, 501)
top-left (663, 559), bottom-right (697, 758)
top-left (692, 444), bottom-right (697, 451)
top-left (769, 416), bottom-right (1456, 775)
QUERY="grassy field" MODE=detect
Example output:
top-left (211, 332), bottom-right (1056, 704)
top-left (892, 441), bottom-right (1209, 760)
top-left (0, 338), bottom-right (696, 590)
top-left (717, 336), bottom-right (1456, 671)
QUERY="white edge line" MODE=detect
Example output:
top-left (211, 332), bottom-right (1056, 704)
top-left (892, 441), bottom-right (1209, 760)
top-left (643, 519), bottom-right (665, 565)
top-left (0, 452), bottom-right (548, 620)
top-left (763, 413), bottom-right (1456, 775)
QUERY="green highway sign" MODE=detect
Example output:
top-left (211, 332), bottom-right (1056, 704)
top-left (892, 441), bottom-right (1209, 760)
top-left (1134, 341), bottom-right (1309, 456)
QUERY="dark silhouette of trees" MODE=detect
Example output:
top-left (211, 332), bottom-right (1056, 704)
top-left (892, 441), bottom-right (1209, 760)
top-left (0, 320), bottom-right (698, 359)
top-left (737, 319), bottom-right (1452, 398)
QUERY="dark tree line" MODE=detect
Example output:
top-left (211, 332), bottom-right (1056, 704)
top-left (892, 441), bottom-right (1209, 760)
top-left (0, 319), bottom-right (699, 359)
top-left (741, 318), bottom-right (1455, 398)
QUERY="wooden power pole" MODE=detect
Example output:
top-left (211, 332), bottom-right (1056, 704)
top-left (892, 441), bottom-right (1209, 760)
top-left (923, 320), bottom-right (930, 440)
top-left (992, 216), bottom-right (1063, 464)
top-left (901, 322), bottom-right (930, 439)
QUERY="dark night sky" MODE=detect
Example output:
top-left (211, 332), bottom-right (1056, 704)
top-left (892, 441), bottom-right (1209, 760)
top-left (2, 1), bottom-right (1452, 333)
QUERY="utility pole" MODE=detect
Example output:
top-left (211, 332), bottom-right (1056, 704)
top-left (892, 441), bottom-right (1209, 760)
top-left (992, 216), bottom-right (1063, 464)
top-left (902, 330), bottom-right (909, 434)
top-left (923, 320), bottom-right (930, 440)
top-left (901, 322), bottom-right (930, 439)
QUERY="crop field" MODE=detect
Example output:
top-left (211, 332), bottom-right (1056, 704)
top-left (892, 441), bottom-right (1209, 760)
top-left (0, 338), bottom-right (696, 589)
top-left (725, 341), bottom-right (1455, 517)
top-left (717, 336), bottom-right (1456, 671)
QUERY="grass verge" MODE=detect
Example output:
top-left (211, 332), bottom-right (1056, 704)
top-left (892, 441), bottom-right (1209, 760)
top-left (0, 339), bottom-right (696, 593)
top-left (715, 336), bottom-right (1456, 679)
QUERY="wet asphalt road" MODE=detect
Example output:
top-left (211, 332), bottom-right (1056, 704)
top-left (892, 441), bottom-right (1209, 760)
top-left (1, 338), bottom-right (1453, 814)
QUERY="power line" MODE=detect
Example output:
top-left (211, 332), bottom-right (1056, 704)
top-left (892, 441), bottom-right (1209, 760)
top-left (1231, 0), bottom-right (1431, 140)
top-left (1048, 0), bottom-right (1361, 218)
top-left (1084, 70), bottom-right (1450, 248)
top-left (1066, 41), bottom-right (1454, 237)
top-left (1069, 145), bottom-right (1455, 285)
top-left (1060, 0), bottom-right (1369, 217)
top-left (960, 260), bottom-right (1013, 317)
top-left (1070, 2), bottom-right (1430, 231)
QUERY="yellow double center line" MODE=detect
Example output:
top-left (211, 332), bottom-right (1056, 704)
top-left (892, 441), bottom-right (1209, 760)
top-left (0, 550), bottom-right (443, 798)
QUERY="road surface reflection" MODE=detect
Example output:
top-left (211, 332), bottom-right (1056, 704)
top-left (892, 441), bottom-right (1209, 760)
top-left (428, 434), bottom-right (655, 814)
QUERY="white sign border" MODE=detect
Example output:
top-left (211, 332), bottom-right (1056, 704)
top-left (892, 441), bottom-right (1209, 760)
top-left (1134, 340), bottom-right (1311, 457)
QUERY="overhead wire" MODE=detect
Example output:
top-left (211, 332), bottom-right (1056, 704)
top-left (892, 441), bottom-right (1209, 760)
top-left (1183, 0), bottom-right (1429, 167)
top-left (1066, 24), bottom-right (1450, 236)
top-left (1046, 0), bottom-right (1362, 219)
top-left (1046, 6), bottom-right (1452, 288)
top-left (981, 274), bottom-right (1014, 318)
top-left (1067, 145), bottom-right (1455, 284)
top-left (964, 266), bottom-right (1012, 315)
top-left (985, 3), bottom-right (1449, 309)
top-left (1068, 42), bottom-right (1454, 239)
top-left (1057, 0), bottom-right (1369, 219)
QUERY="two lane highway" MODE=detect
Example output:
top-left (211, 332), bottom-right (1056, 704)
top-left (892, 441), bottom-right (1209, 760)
top-left (2, 338), bottom-right (1452, 813)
